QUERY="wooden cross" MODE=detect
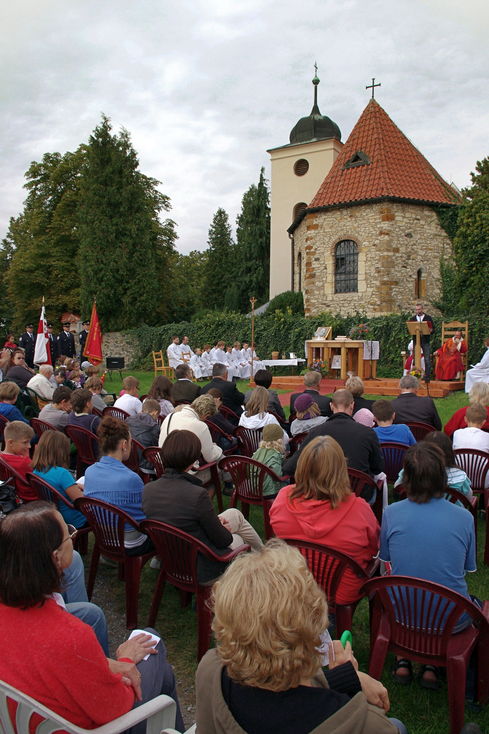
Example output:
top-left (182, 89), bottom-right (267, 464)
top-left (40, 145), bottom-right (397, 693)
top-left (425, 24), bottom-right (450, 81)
top-left (366, 77), bottom-right (381, 99)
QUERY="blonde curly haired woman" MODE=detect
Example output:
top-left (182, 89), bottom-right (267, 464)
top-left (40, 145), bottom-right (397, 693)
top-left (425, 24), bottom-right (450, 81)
top-left (196, 540), bottom-right (406, 733)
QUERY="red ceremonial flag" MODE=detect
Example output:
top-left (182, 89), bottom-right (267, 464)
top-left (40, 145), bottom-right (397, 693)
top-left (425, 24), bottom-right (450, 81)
top-left (33, 301), bottom-right (51, 366)
top-left (83, 302), bottom-right (103, 365)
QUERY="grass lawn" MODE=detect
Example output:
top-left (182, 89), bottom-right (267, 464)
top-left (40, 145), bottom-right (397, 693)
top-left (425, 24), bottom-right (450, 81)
top-left (95, 371), bottom-right (488, 733)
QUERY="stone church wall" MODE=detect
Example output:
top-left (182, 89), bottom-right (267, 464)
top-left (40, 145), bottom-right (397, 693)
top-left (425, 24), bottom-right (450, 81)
top-left (294, 201), bottom-right (453, 317)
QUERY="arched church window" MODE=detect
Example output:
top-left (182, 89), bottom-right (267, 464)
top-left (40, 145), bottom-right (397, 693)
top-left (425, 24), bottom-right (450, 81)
top-left (335, 240), bottom-right (358, 293)
top-left (297, 251), bottom-right (302, 292)
top-left (293, 202), bottom-right (307, 221)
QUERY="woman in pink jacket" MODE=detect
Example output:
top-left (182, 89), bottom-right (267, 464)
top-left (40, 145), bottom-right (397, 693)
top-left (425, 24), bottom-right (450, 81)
top-left (270, 435), bottom-right (379, 604)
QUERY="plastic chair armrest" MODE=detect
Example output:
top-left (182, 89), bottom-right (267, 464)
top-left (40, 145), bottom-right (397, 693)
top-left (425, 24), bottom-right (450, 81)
top-left (365, 557), bottom-right (381, 578)
top-left (90, 695), bottom-right (176, 734)
top-left (201, 543), bottom-right (251, 564)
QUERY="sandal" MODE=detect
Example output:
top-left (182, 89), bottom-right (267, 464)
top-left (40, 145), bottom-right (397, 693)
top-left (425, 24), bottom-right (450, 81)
top-left (392, 658), bottom-right (413, 685)
top-left (420, 664), bottom-right (441, 691)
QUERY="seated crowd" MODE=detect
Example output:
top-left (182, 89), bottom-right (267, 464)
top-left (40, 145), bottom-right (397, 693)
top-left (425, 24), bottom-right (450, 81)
top-left (1, 351), bottom-right (488, 734)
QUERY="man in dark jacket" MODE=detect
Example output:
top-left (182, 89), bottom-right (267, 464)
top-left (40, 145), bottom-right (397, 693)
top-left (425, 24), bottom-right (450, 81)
top-left (79, 320), bottom-right (90, 359)
top-left (289, 371), bottom-right (332, 417)
top-left (391, 375), bottom-right (442, 429)
top-left (18, 324), bottom-right (35, 368)
top-left (201, 363), bottom-right (244, 416)
top-left (57, 321), bottom-right (76, 359)
top-left (171, 364), bottom-right (201, 404)
top-left (283, 389), bottom-right (384, 481)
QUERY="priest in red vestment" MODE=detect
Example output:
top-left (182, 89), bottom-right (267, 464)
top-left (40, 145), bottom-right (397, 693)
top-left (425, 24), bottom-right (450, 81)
top-left (435, 330), bottom-right (467, 380)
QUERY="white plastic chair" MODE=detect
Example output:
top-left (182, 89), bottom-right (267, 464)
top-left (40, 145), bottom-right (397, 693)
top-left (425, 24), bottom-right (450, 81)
top-left (0, 679), bottom-right (177, 734)
top-left (163, 727), bottom-right (196, 734)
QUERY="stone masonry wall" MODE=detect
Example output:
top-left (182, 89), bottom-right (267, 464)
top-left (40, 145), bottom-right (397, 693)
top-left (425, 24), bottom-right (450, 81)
top-left (102, 331), bottom-right (139, 368)
top-left (294, 202), bottom-right (453, 316)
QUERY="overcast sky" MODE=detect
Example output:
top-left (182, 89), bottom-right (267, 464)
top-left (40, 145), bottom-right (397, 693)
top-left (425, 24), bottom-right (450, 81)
top-left (1, 0), bottom-right (488, 255)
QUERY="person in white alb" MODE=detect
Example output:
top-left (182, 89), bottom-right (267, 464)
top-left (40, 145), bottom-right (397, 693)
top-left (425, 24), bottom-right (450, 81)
top-left (180, 336), bottom-right (194, 363)
top-left (189, 348), bottom-right (204, 380)
top-left (27, 364), bottom-right (56, 401)
top-left (241, 342), bottom-right (264, 377)
top-left (200, 345), bottom-right (213, 378)
top-left (166, 336), bottom-right (183, 369)
top-left (453, 403), bottom-right (489, 488)
top-left (224, 346), bottom-right (239, 380)
top-left (113, 376), bottom-right (142, 416)
top-left (465, 337), bottom-right (489, 393)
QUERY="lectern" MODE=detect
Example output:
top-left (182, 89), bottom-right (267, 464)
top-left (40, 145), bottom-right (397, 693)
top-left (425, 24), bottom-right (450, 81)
top-left (406, 321), bottom-right (430, 372)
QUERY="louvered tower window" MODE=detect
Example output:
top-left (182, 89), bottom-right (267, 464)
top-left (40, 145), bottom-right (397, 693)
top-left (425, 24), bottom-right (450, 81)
top-left (335, 240), bottom-right (358, 293)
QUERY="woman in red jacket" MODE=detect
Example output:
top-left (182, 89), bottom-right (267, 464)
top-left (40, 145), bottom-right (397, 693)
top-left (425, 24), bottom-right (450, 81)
top-left (270, 435), bottom-right (379, 604)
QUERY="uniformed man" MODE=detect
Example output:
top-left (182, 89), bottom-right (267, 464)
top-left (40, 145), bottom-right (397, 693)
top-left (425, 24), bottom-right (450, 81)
top-left (79, 320), bottom-right (90, 358)
top-left (57, 321), bottom-right (76, 359)
top-left (46, 323), bottom-right (58, 364)
top-left (18, 323), bottom-right (35, 368)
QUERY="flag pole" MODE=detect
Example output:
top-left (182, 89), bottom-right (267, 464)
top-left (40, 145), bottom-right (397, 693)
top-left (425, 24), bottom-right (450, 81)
top-left (250, 296), bottom-right (256, 382)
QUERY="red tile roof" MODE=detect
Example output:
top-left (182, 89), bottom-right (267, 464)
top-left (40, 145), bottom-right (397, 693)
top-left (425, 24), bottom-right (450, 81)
top-left (309, 99), bottom-right (460, 210)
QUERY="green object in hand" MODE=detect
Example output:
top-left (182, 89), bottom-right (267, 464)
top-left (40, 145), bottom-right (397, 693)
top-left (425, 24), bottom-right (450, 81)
top-left (340, 630), bottom-right (352, 648)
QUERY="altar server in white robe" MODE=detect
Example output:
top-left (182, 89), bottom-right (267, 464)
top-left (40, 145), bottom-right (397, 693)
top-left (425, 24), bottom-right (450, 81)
top-left (241, 342), bottom-right (264, 377)
top-left (232, 342), bottom-right (247, 378)
top-left (167, 336), bottom-right (183, 369)
top-left (225, 345), bottom-right (239, 380)
top-left (465, 337), bottom-right (489, 393)
top-left (180, 335), bottom-right (194, 363)
top-left (201, 345), bottom-right (213, 377)
top-left (189, 348), bottom-right (204, 380)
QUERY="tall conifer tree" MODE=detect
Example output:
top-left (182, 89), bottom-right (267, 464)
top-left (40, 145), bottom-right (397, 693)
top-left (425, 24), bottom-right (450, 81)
top-left (78, 116), bottom-right (176, 330)
top-left (235, 167), bottom-right (270, 311)
top-left (203, 208), bottom-right (236, 310)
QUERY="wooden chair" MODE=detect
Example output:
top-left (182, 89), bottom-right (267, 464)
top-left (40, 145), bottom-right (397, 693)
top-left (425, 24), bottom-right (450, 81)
top-left (405, 421), bottom-right (436, 442)
top-left (0, 679), bottom-right (180, 734)
top-left (30, 417), bottom-right (58, 439)
top-left (64, 425), bottom-right (100, 478)
top-left (75, 497), bottom-right (153, 629)
top-left (235, 426), bottom-right (263, 457)
top-left (379, 441), bottom-right (410, 484)
top-left (26, 472), bottom-right (90, 554)
top-left (362, 575), bottom-right (489, 734)
top-left (140, 519), bottom-right (250, 660)
top-left (152, 350), bottom-right (174, 379)
top-left (103, 406), bottom-right (130, 421)
top-left (347, 468), bottom-right (383, 524)
top-left (284, 538), bottom-right (379, 637)
top-left (218, 455), bottom-right (282, 539)
top-left (441, 320), bottom-right (469, 372)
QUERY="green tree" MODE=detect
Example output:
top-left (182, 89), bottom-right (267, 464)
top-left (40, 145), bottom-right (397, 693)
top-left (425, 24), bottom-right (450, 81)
top-left (5, 150), bottom-right (84, 330)
top-left (452, 158), bottom-right (489, 314)
top-left (78, 116), bottom-right (176, 330)
top-left (203, 208), bottom-right (236, 310)
top-left (234, 167), bottom-right (270, 312)
top-left (166, 249), bottom-right (209, 321)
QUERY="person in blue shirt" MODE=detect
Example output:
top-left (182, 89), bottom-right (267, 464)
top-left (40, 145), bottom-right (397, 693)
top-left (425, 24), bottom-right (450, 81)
top-left (0, 381), bottom-right (30, 424)
top-left (372, 399), bottom-right (416, 446)
top-left (32, 430), bottom-right (86, 528)
top-left (83, 416), bottom-right (152, 555)
top-left (380, 442), bottom-right (477, 690)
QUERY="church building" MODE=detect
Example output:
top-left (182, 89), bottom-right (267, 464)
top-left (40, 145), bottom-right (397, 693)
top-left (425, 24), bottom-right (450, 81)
top-left (268, 75), bottom-right (460, 316)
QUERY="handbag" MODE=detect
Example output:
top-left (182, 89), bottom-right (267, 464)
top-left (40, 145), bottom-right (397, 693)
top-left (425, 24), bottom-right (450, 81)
top-left (0, 478), bottom-right (18, 516)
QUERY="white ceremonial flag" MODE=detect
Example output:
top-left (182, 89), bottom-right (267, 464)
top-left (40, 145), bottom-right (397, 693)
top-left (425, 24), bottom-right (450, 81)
top-left (33, 303), bottom-right (51, 365)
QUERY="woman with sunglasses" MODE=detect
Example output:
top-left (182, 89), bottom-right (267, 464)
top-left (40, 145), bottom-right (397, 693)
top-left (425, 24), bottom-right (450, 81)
top-left (0, 502), bottom-right (184, 733)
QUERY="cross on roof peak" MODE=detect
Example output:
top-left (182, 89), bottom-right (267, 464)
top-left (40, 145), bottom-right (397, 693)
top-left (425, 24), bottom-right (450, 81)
top-left (366, 77), bottom-right (381, 99)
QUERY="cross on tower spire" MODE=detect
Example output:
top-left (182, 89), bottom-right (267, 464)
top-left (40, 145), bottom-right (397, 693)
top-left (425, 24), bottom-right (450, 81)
top-left (366, 77), bottom-right (381, 99)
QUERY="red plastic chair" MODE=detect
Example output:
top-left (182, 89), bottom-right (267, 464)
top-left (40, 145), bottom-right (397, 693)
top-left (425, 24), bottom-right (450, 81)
top-left (454, 448), bottom-right (489, 496)
top-left (140, 519), bottom-right (250, 660)
top-left (284, 538), bottom-right (379, 636)
top-left (103, 406), bottom-right (131, 421)
top-left (30, 417), bottom-right (58, 439)
top-left (405, 421), bottom-right (437, 441)
top-left (218, 455), bottom-right (283, 539)
top-left (204, 419), bottom-right (237, 455)
top-left (235, 426), bottom-right (263, 457)
top-left (75, 496), bottom-right (153, 629)
top-left (0, 414), bottom-right (8, 449)
top-left (379, 441), bottom-right (409, 484)
top-left (288, 431), bottom-right (308, 454)
top-left (0, 454), bottom-right (30, 500)
top-left (122, 437), bottom-right (146, 479)
top-left (218, 404), bottom-right (239, 425)
top-left (91, 406), bottom-right (104, 418)
top-left (65, 424), bottom-right (100, 477)
top-left (196, 456), bottom-right (223, 513)
top-left (362, 575), bottom-right (489, 734)
top-left (143, 446), bottom-right (165, 478)
top-left (347, 467), bottom-right (383, 524)
top-left (26, 472), bottom-right (90, 554)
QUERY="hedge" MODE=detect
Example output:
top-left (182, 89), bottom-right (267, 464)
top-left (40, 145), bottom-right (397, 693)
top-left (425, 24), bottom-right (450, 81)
top-left (126, 310), bottom-right (487, 378)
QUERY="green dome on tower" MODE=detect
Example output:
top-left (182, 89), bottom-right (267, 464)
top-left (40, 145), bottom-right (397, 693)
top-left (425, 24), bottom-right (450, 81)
top-left (289, 72), bottom-right (341, 144)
